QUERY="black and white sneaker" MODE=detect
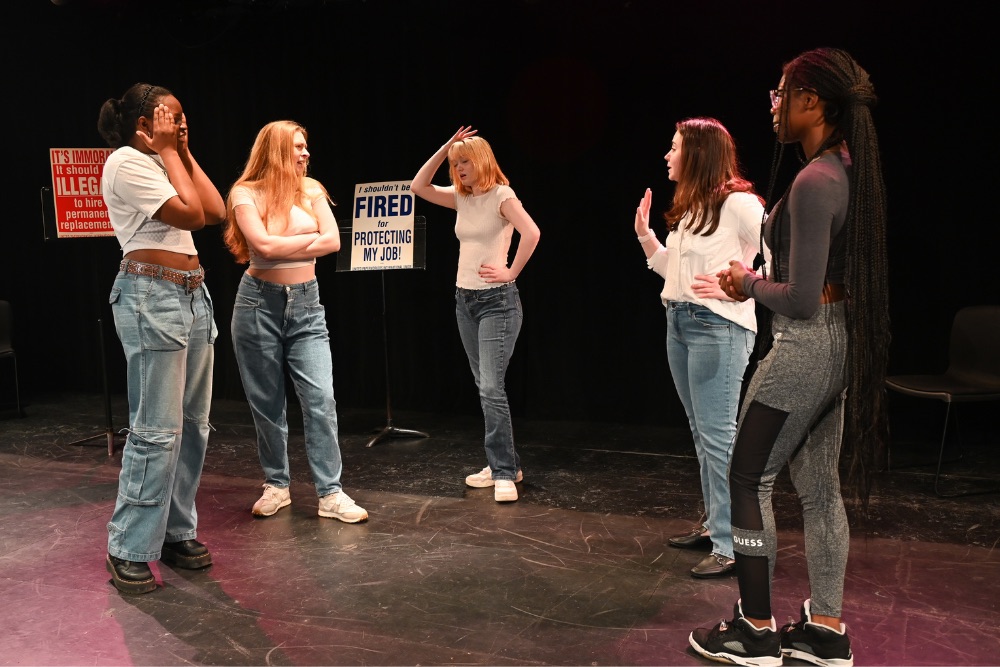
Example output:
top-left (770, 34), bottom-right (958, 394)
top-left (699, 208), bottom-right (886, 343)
top-left (780, 599), bottom-right (854, 667)
top-left (689, 600), bottom-right (783, 667)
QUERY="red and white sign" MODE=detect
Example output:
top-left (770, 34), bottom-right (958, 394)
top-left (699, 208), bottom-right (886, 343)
top-left (49, 147), bottom-right (115, 238)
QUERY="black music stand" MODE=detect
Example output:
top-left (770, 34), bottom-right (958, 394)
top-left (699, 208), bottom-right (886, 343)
top-left (40, 185), bottom-right (121, 455)
top-left (337, 216), bottom-right (429, 447)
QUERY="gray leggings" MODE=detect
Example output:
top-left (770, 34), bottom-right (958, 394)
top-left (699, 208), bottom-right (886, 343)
top-left (728, 301), bottom-right (849, 620)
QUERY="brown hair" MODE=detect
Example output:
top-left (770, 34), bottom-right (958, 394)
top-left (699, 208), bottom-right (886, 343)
top-left (664, 117), bottom-right (761, 235)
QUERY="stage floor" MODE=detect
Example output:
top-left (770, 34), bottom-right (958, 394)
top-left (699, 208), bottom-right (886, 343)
top-left (1, 393), bottom-right (998, 666)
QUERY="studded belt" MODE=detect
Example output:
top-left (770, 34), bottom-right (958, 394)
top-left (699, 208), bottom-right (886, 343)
top-left (119, 259), bottom-right (204, 293)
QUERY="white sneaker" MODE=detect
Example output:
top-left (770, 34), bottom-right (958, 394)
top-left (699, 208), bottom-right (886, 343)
top-left (465, 466), bottom-right (524, 488)
top-left (252, 484), bottom-right (291, 517)
top-left (318, 490), bottom-right (369, 523)
top-left (494, 480), bottom-right (518, 502)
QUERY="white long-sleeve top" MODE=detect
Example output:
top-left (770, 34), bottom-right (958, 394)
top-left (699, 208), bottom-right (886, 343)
top-left (646, 191), bottom-right (764, 333)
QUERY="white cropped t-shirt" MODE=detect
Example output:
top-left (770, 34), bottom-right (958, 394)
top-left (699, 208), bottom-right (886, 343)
top-left (101, 146), bottom-right (197, 256)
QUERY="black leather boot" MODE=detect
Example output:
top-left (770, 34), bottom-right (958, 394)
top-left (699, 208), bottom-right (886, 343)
top-left (106, 554), bottom-right (156, 594)
top-left (160, 539), bottom-right (213, 569)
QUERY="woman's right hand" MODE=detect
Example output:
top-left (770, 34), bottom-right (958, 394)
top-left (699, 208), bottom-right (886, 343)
top-left (411, 126), bottom-right (474, 208)
top-left (635, 188), bottom-right (652, 236)
top-left (717, 261), bottom-right (751, 302)
top-left (445, 125), bottom-right (477, 149)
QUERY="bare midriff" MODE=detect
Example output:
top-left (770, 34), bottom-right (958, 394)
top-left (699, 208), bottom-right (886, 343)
top-left (248, 265), bottom-right (317, 285)
top-left (124, 248), bottom-right (200, 271)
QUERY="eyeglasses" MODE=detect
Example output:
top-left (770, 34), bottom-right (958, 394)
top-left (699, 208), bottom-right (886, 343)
top-left (769, 87), bottom-right (813, 107)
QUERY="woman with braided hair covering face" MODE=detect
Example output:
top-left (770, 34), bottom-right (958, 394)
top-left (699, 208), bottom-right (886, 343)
top-left (97, 82), bottom-right (227, 594)
top-left (689, 48), bottom-right (888, 667)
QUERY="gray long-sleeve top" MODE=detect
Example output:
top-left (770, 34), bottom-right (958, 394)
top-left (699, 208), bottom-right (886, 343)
top-left (743, 147), bottom-right (849, 320)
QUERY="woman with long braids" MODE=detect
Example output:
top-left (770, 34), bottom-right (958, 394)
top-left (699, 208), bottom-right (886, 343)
top-left (689, 47), bottom-right (889, 667)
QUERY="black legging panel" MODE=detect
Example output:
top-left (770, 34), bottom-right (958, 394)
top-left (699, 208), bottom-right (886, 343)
top-left (726, 303), bottom-right (849, 622)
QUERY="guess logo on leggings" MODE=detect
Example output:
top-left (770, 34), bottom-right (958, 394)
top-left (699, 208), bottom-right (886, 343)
top-left (734, 535), bottom-right (764, 548)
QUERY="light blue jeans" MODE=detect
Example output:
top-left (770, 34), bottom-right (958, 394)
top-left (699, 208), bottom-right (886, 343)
top-left (107, 268), bottom-right (217, 562)
top-left (455, 283), bottom-right (523, 481)
top-left (666, 301), bottom-right (754, 560)
top-left (231, 273), bottom-right (343, 497)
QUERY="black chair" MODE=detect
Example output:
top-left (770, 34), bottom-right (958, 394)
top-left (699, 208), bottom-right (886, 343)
top-left (885, 305), bottom-right (1000, 496)
top-left (0, 300), bottom-right (22, 417)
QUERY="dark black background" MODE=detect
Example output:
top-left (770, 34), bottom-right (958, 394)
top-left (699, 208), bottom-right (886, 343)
top-left (2, 0), bottom-right (991, 426)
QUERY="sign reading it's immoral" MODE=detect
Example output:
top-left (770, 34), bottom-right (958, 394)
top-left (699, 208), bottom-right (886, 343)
top-left (49, 148), bottom-right (115, 238)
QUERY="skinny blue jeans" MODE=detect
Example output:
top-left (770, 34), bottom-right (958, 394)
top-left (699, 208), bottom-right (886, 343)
top-left (666, 301), bottom-right (754, 560)
top-left (107, 268), bottom-right (216, 562)
top-left (455, 283), bottom-right (523, 481)
top-left (231, 273), bottom-right (343, 497)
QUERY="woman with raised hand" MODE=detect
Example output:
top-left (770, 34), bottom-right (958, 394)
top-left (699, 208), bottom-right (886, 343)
top-left (634, 117), bottom-right (764, 580)
top-left (410, 127), bottom-right (541, 503)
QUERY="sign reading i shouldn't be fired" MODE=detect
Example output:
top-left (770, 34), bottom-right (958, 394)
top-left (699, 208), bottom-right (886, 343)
top-left (350, 180), bottom-right (415, 270)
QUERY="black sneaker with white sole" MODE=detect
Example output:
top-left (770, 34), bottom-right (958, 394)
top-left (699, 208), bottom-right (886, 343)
top-left (689, 600), bottom-right (782, 667)
top-left (780, 599), bottom-right (854, 667)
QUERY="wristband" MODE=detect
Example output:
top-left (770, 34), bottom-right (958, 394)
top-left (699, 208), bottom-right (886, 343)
top-left (637, 231), bottom-right (655, 243)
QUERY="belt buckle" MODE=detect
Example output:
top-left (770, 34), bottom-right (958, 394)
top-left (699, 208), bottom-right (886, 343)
top-left (184, 272), bottom-right (202, 294)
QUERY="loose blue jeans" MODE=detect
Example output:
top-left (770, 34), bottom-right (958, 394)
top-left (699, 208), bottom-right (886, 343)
top-left (231, 273), bottom-right (343, 497)
top-left (455, 283), bottom-right (523, 481)
top-left (107, 268), bottom-right (217, 562)
top-left (666, 301), bottom-right (754, 560)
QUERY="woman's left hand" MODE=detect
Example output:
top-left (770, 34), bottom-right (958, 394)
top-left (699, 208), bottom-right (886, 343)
top-left (635, 188), bottom-right (652, 236)
top-left (479, 263), bottom-right (514, 283)
top-left (691, 273), bottom-right (734, 301)
top-left (176, 112), bottom-right (190, 157)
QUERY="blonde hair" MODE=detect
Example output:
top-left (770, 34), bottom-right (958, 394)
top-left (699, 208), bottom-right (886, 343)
top-left (447, 136), bottom-right (509, 196)
top-left (224, 120), bottom-right (331, 263)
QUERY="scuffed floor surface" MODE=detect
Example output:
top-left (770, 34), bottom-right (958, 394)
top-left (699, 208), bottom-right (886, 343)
top-left (1, 393), bottom-right (997, 665)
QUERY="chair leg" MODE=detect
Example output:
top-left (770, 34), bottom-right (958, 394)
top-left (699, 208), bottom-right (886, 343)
top-left (14, 354), bottom-right (21, 417)
top-left (1, 354), bottom-right (20, 417)
top-left (933, 402), bottom-right (952, 496)
top-left (885, 420), bottom-right (892, 471)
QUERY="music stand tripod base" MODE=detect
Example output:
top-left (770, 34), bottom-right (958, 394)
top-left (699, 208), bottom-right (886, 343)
top-left (366, 423), bottom-right (430, 448)
top-left (67, 429), bottom-right (119, 456)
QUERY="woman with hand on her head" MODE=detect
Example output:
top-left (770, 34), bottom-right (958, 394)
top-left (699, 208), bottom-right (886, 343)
top-left (410, 126), bottom-right (541, 503)
top-left (98, 82), bottom-right (226, 594)
top-left (689, 48), bottom-right (889, 667)
top-left (634, 117), bottom-right (764, 580)
top-left (224, 120), bottom-right (367, 524)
